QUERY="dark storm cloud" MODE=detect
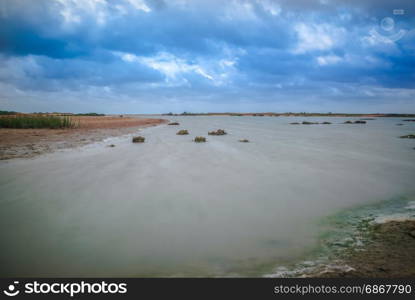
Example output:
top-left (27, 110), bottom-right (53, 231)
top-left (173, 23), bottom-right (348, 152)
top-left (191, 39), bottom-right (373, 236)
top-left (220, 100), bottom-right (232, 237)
top-left (0, 0), bottom-right (414, 113)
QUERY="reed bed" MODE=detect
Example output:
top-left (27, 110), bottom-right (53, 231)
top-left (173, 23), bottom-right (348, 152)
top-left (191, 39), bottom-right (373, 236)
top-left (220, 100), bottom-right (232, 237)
top-left (0, 115), bottom-right (77, 129)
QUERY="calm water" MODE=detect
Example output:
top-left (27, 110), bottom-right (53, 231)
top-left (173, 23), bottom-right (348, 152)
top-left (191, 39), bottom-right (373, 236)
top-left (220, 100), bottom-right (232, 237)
top-left (0, 116), bottom-right (414, 276)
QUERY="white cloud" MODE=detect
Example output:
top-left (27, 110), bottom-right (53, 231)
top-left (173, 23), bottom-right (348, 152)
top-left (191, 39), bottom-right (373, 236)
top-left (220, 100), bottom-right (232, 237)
top-left (258, 0), bottom-right (281, 16)
top-left (125, 0), bottom-right (151, 12)
top-left (115, 51), bottom-right (216, 85)
top-left (56, 0), bottom-right (108, 25)
top-left (55, 0), bottom-right (150, 26)
top-left (316, 55), bottom-right (342, 66)
top-left (293, 23), bottom-right (345, 53)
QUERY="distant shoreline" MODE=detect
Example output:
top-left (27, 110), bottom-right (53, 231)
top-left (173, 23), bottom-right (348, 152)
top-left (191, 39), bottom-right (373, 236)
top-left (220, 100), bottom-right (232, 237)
top-left (2, 110), bottom-right (415, 118)
top-left (161, 112), bottom-right (415, 117)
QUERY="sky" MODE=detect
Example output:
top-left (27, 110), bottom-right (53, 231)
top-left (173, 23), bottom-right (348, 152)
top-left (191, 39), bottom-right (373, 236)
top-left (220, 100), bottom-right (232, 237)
top-left (0, 0), bottom-right (414, 114)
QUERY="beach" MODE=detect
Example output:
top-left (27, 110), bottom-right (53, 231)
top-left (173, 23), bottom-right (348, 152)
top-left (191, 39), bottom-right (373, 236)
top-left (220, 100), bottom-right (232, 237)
top-left (0, 116), bottom-right (414, 277)
top-left (0, 116), bottom-right (167, 160)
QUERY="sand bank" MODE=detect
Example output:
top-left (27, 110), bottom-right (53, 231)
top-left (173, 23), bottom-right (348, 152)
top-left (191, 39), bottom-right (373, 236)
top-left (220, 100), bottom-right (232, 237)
top-left (0, 116), bottom-right (167, 160)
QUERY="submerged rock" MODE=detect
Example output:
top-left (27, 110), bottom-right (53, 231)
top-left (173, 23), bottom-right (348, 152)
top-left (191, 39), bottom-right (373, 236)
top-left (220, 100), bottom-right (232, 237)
top-left (168, 122), bottom-right (180, 125)
top-left (176, 129), bottom-right (189, 135)
top-left (322, 122), bottom-right (332, 124)
top-left (108, 144), bottom-right (116, 147)
top-left (396, 124), bottom-right (404, 126)
top-left (239, 139), bottom-right (249, 143)
top-left (208, 129), bottom-right (227, 135)
top-left (354, 120), bottom-right (367, 124)
top-left (290, 122), bottom-right (300, 125)
top-left (132, 136), bottom-right (145, 143)
top-left (400, 134), bottom-right (415, 139)
top-left (403, 119), bottom-right (415, 122)
top-left (344, 120), bottom-right (353, 124)
top-left (302, 121), bottom-right (318, 125)
top-left (194, 136), bottom-right (206, 143)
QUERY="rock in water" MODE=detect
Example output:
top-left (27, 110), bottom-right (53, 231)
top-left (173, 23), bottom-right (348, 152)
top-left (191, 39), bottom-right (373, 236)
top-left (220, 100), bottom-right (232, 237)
top-left (194, 136), bottom-right (206, 143)
top-left (177, 130), bottom-right (189, 135)
top-left (132, 136), bottom-right (145, 143)
top-left (400, 134), bottom-right (415, 139)
top-left (208, 129), bottom-right (227, 135)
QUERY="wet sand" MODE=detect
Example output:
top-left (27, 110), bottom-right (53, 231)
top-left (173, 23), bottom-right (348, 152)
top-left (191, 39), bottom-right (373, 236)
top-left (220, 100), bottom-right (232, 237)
top-left (0, 116), bottom-right (167, 160)
top-left (313, 220), bottom-right (415, 278)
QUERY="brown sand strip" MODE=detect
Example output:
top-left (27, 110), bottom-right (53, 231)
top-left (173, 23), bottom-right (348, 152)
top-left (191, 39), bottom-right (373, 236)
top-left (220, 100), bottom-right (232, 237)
top-left (0, 116), bottom-right (167, 160)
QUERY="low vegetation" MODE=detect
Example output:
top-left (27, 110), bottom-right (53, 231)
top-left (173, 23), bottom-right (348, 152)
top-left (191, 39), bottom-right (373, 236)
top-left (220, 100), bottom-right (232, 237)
top-left (0, 115), bottom-right (77, 129)
top-left (208, 129), bottom-right (227, 135)
top-left (132, 136), bottom-right (145, 143)
top-left (0, 110), bottom-right (17, 115)
top-left (194, 136), bottom-right (206, 142)
top-left (74, 113), bottom-right (105, 116)
top-left (176, 129), bottom-right (189, 135)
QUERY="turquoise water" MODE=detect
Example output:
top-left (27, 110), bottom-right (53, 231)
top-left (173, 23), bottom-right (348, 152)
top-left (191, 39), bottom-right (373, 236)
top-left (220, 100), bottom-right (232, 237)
top-left (0, 116), bottom-right (414, 277)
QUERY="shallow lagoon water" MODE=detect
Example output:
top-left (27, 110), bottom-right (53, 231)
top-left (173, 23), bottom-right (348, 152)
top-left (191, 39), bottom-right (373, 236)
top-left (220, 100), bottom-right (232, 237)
top-left (0, 116), bottom-right (414, 276)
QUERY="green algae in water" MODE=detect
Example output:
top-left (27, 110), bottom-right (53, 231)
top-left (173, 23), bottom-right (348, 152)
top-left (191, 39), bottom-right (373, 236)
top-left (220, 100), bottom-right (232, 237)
top-left (265, 195), bottom-right (415, 277)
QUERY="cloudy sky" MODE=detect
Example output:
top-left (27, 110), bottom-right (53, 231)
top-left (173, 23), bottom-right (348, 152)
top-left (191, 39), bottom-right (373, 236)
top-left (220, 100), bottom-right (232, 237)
top-left (0, 0), bottom-right (414, 113)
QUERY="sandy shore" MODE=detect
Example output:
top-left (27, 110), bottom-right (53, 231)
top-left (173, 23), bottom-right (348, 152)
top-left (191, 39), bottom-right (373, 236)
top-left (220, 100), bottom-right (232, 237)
top-left (312, 219), bottom-right (415, 278)
top-left (0, 116), bottom-right (167, 160)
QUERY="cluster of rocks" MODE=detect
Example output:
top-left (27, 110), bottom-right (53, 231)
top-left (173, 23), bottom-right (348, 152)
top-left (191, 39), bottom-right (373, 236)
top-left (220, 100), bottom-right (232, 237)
top-left (290, 121), bottom-right (331, 125)
top-left (344, 120), bottom-right (366, 124)
top-left (208, 129), bottom-right (227, 135)
top-left (290, 120), bottom-right (371, 125)
top-left (130, 126), bottom-right (250, 144)
top-left (400, 134), bottom-right (415, 139)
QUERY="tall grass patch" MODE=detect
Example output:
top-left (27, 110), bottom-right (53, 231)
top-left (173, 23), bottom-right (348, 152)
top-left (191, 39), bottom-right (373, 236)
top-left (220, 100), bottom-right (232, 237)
top-left (0, 115), bottom-right (77, 129)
